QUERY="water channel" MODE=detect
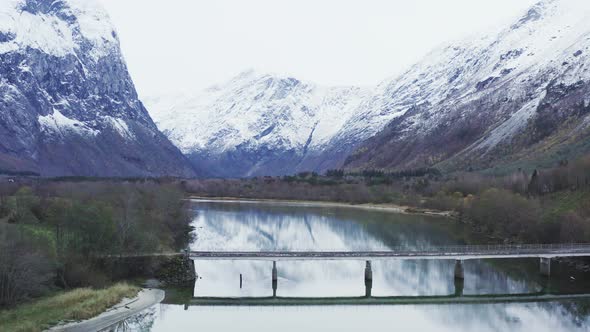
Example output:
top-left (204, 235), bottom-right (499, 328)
top-left (105, 199), bottom-right (590, 331)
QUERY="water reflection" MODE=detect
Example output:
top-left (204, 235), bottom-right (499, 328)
top-left (113, 200), bottom-right (590, 331)
top-left (111, 302), bottom-right (589, 332)
top-left (100, 306), bottom-right (157, 332)
top-left (190, 201), bottom-right (533, 298)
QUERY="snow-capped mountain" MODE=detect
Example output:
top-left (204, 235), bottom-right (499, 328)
top-left (345, 0), bottom-right (590, 171)
top-left (149, 0), bottom-right (590, 177)
top-left (146, 71), bottom-right (370, 177)
top-left (0, 0), bottom-right (195, 177)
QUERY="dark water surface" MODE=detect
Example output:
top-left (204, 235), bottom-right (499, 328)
top-left (107, 200), bottom-right (590, 331)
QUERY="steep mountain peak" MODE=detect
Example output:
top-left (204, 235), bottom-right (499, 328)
top-left (511, 0), bottom-right (551, 30)
top-left (0, 0), bottom-right (195, 177)
top-left (0, 0), bottom-right (117, 61)
top-left (225, 69), bottom-right (305, 95)
top-left (146, 71), bottom-right (370, 177)
top-left (232, 68), bottom-right (269, 81)
top-left (510, 0), bottom-right (590, 33)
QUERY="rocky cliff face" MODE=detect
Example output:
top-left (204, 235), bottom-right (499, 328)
top-left (0, 0), bottom-right (195, 177)
top-left (344, 0), bottom-right (590, 172)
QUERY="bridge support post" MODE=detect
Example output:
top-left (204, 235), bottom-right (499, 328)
top-left (272, 261), bottom-right (278, 297)
top-left (540, 257), bottom-right (551, 277)
top-left (454, 260), bottom-right (464, 280)
top-left (454, 277), bottom-right (464, 296)
top-left (365, 261), bottom-right (373, 297)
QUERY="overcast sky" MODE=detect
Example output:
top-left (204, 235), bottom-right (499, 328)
top-left (98, 0), bottom-right (538, 97)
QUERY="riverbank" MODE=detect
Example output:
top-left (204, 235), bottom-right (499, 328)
top-left (189, 196), bottom-right (456, 218)
top-left (50, 288), bottom-right (165, 332)
top-left (0, 283), bottom-right (140, 332)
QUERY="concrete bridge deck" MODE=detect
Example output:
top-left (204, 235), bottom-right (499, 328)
top-left (108, 244), bottom-right (590, 289)
top-left (189, 244), bottom-right (590, 261)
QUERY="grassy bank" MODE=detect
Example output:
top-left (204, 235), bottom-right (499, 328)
top-left (0, 283), bottom-right (139, 332)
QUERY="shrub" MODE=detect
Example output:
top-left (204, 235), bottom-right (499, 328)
top-left (557, 211), bottom-right (590, 243)
top-left (0, 224), bottom-right (54, 307)
top-left (464, 188), bottom-right (542, 241)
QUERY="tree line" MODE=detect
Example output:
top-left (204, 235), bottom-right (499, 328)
top-left (184, 155), bottom-right (590, 245)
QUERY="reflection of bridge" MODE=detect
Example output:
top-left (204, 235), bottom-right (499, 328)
top-left (189, 293), bottom-right (590, 306)
top-left (188, 244), bottom-right (590, 298)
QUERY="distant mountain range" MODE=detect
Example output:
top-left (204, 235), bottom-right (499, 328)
top-left (145, 71), bottom-right (376, 177)
top-left (148, 0), bottom-right (590, 177)
top-left (1, 0), bottom-right (589, 178)
top-left (0, 0), bottom-right (195, 177)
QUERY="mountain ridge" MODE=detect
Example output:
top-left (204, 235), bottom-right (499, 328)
top-left (145, 70), bottom-right (373, 177)
top-left (344, 0), bottom-right (590, 172)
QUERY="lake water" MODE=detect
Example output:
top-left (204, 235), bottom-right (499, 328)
top-left (106, 200), bottom-right (590, 331)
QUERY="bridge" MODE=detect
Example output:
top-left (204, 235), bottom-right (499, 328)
top-left (188, 244), bottom-right (590, 260)
top-left (186, 244), bottom-right (590, 299)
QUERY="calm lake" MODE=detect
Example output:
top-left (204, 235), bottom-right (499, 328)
top-left (105, 199), bottom-right (590, 331)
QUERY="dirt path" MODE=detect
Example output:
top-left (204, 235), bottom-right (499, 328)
top-left (49, 288), bottom-right (165, 332)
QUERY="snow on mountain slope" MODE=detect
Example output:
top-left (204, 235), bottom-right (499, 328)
top-left (0, 0), bottom-right (116, 59)
top-left (0, 0), bottom-right (195, 177)
top-left (145, 71), bottom-right (369, 177)
top-left (148, 0), bottom-right (590, 177)
top-left (345, 0), bottom-right (590, 171)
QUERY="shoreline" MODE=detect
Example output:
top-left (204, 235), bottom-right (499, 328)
top-left (50, 288), bottom-right (165, 332)
top-left (188, 196), bottom-right (456, 218)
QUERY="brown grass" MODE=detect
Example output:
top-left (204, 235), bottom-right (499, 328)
top-left (0, 283), bottom-right (139, 332)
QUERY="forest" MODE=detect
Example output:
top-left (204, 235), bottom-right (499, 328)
top-left (0, 181), bottom-right (192, 308)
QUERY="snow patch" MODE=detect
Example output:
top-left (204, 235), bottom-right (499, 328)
top-left (475, 93), bottom-right (545, 152)
top-left (105, 116), bottom-right (135, 140)
top-left (38, 109), bottom-right (99, 136)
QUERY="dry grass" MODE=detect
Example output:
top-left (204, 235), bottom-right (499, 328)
top-left (0, 283), bottom-right (139, 332)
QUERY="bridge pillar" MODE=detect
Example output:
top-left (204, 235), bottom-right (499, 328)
top-left (454, 260), bottom-right (464, 280)
top-left (540, 257), bottom-right (551, 277)
top-left (272, 261), bottom-right (278, 297)
top-left (365, 261), bottom-right (373, 282)
top-left (365, 261), bottom-right (373, 297)
top-left (454, 277), bottom-right (464, 296)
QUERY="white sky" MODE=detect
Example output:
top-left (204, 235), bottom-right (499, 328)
top-left (98, 0), bottom-right (538, 97)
